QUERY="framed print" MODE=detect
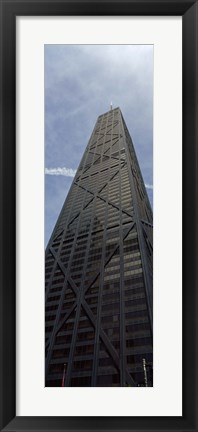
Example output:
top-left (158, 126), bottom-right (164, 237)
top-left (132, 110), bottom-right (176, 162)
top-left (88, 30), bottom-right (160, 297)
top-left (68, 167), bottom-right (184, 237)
top-left (0, 0), bottom-right (197, 431)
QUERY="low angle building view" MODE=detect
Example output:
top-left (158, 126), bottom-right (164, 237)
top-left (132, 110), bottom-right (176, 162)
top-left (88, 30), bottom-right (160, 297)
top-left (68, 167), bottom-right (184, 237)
top-left (45, 106), bottom-right (153, 387)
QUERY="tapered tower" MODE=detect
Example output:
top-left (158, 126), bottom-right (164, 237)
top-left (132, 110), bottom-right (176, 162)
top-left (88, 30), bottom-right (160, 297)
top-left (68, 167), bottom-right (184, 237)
top-left (45, 107), bottom-right (153, 387)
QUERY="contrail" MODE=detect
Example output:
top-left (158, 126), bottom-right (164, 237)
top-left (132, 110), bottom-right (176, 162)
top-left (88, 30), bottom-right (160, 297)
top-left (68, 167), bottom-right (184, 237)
top-left (45, 167), bottom-right (77, 177)
top-left (145, 184), bottom-right (153, 190)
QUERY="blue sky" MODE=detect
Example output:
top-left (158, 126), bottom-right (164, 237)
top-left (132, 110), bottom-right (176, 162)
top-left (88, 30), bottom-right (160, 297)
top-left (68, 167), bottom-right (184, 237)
top-left (45, 44), bottom-right (153, 246)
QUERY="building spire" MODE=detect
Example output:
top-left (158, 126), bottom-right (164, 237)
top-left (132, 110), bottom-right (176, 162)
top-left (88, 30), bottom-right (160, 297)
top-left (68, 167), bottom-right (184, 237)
top-left (110, 102), bottom-right (113, 110)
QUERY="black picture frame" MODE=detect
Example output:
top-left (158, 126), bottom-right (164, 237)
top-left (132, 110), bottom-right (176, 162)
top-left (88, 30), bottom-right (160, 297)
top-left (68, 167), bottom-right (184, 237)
top-left (0, 0), bottom-right (197, 431)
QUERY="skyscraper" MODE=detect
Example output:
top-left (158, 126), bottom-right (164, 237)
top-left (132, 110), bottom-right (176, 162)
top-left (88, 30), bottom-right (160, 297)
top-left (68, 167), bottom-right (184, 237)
top-left (45, 107), bottom-right (153, 387)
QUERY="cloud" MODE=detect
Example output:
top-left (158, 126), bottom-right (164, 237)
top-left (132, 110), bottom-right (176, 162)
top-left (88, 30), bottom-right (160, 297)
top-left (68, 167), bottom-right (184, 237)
top-left (45, 167), bottom-right (77, 177)
top-left (145, 184), bottom-right (153, 190)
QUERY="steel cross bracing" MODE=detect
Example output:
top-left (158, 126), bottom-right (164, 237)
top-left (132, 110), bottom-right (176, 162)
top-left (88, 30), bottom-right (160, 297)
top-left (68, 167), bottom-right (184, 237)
top-left (45, 136), bottom-right (136, 384)
top-left (119, 116), bottom-right (153, 330)
top-left (45, 107), bottom-right (153, 387)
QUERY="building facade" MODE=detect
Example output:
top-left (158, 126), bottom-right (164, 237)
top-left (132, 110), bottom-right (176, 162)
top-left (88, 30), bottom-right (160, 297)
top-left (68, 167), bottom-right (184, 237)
top-left (45, 107), bottom-right (153, 387)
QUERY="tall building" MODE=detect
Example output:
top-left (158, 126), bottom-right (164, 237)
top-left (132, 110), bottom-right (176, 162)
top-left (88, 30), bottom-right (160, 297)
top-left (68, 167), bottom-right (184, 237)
top-left (45, 107), bottom-right (153, 387)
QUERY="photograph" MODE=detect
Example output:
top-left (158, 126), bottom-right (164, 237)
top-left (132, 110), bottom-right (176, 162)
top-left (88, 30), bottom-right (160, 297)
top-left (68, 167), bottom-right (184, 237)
top-left (45, 44), bottom-right (153, 387)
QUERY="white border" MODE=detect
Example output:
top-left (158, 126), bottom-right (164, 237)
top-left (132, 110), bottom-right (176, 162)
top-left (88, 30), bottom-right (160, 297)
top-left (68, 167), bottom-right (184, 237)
top-left (16, 16), bottom-right (182, 416)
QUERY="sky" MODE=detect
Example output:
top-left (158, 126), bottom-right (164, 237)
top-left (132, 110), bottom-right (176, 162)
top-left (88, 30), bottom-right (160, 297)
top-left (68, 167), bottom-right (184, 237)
top-left (45, 44), bottom-right (153, 246)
